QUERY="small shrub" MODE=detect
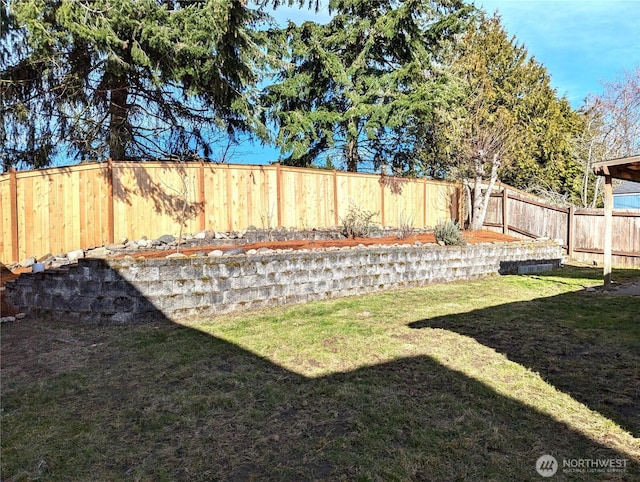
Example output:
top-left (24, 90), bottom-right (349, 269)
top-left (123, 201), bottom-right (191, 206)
top-left (341, 204), bottom-right (379, 238)
top-left (397, 212), bottom-right (416, 240)
top-left (434, 220), bottom-right (466, 246)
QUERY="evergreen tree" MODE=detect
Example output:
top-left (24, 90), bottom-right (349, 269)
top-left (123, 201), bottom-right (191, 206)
top-left (261, 0), bottom-right (471, 173)
top-left (0, 0), bottom-right (273, 170)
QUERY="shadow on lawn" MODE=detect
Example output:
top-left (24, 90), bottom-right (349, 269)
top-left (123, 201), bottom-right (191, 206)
top-left (2, 264), bottom-right (639, 481)
top-left (409, 268), bottom-right (640, 439)
top-left (2, 317), bottom-right (639, 481)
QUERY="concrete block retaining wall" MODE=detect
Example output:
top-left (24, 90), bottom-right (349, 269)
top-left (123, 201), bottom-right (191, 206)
top-left (5, 241), bottom-right (563, 323)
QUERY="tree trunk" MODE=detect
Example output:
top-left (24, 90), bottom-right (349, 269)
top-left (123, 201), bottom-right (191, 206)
top-left (108, 73), bottom-right (129, 161)
top-left (469, 154), bottom-right (500, 231)
top-left (346, 135), bottom-right (359, 172)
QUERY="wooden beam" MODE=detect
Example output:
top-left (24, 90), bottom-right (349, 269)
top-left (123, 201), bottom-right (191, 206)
top-left (603, 175), bottom-right (613, 288)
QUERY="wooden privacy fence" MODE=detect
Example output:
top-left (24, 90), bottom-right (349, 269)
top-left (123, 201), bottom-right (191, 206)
top-left (0, 161), bottom-right (461, 263)
top-left (483, 184), bottom-right (640, 267)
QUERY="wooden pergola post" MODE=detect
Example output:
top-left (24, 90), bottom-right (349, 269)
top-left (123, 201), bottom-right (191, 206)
top-left (593, 155), bottom-right (640, 289)
top-left (603, 175), bottom-right (613, 289)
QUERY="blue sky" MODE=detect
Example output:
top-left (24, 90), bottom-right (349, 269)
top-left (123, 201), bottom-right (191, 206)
top-left (476, 0), bottom-right (640, 107)
top-left (237, 0), bottom-right (639, 165)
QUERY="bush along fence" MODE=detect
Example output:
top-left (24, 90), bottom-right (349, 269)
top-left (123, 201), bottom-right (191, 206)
top-left (483, 184), bottom-right (640, 268)
top-left (0, 161), bottom-right (461, 264)
top-left (4, 240), bottom-right (563, 323)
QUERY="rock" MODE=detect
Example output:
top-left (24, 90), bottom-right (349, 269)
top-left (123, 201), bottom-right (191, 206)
top-left (38, 253), bottom-right (53, 263)
top-left (20, 257), bottom-right (37, 268)
top-left (86, 246), bottom-right (110, 258)
top-left (246, 249), bottom-right (257, 255)
top-left (194, 231), bottom-right (207, 240)
top-left (125, 240), bottom-right (139, 249)
top-left (15, 313), bottom-right (26, 320)
top-left (0, 316), bottom-right (16, 323)
top-left (157, 234), bottom-right (176, 245)
top-left (136, 238), bottom-right (149, 248)
top-left (256, 247), bottom-right (273, 254)
top-left (207, 250), bottom-right (224, 257)
top-left (166, 252), bottom-right (187, 259)
top-left (214, 231), bottom-right (228, 239)
top-left (224, 248), bottom-right (246, 256)
top-left (105, 243), bottom-right (126, 250)
top-left (67, 249), bottom-right (85, 262)
top-left (119, 237), bottom-right (129, 244)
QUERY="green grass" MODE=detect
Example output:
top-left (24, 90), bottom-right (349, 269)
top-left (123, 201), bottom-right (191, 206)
top-left (2, 264), bottom-right (639, 481)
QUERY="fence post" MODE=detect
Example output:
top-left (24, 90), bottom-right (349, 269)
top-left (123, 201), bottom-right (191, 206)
top-left (423, 179), bottom-right (427, 228)
top-left (107, 159), bottom-right (115, 244)
top-left (603, 176), bottom-right (613, 288)
top-left (9, 168), bottom-right (19, 262)
top-left (225, 164), bottom-right (233, 231)
top-left (380, 175), bottom-right (385, 227)
top-left (199, 160), bottom-right (206, 231)
top-left (567, 205), bottom-right (575, 257)
top-left (502, 187), bottom-right (509, 234)
top-left (276, 163), bottom-right (283, 228)
top-left (333, 170), bottom-right (339, 227)
top-left (457, 183), bottom-right (465, 225)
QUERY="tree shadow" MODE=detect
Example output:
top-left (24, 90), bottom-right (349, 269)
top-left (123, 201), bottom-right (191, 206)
top-left (106, 161), bottom-right (204, 226)
top-left (409, 271), bottom-right (640, 438)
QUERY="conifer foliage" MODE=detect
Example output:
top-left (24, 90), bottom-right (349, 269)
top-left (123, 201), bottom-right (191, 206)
top-left (1, 0), bottom-right (269, 170)
top-left (261, 0), bottom-right (471, 172)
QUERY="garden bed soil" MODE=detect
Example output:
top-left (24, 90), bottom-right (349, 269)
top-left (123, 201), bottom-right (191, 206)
top-left (123, 230), bottom-right (519, 260)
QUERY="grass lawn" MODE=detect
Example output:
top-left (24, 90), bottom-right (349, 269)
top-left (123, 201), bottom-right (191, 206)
top-left (2, 264), bottom-right (639, 481)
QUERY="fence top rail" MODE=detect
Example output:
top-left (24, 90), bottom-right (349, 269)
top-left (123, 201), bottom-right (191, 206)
top-left (1, 160), bottom-right (460, 188)
top-left (574, 208), bottom-right (640, 217)
top-left (0, 162), bottom-right (109, 180)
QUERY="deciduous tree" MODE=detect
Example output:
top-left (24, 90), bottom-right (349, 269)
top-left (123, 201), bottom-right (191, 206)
top-left (571, 67), bottom-right (640, 207)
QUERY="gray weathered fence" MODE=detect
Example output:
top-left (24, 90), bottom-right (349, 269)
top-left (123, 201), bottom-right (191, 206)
top-left (484, 184), bottom-right (640, 267)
